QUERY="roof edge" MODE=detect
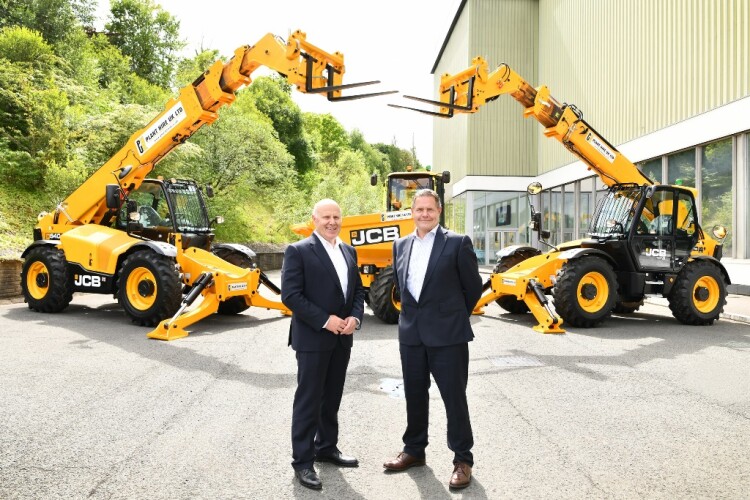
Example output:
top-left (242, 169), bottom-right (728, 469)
top-left (430, 0), bottom-right (468, 74)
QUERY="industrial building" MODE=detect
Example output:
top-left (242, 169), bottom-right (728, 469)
top-left (432, 0), bottom-right (749, 268)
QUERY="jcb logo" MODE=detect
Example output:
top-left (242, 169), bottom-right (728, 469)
top-left (74, 274), bottom-right (102, 287)
top-left (644, 248), bottom-right (668, 260)
top-left (350, 226), bottom-right (400, 246)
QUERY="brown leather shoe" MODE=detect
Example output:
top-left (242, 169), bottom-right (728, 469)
top-left (449, 462), bottom-right (472, 489)
top-left (383, 452), bottom-right (425, 472)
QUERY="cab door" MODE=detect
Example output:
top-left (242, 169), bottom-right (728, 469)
top-left (630, 188), bottom-right (676, 271)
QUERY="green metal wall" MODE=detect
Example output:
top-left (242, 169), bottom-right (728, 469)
top-left (434, 7), bottom-right (471, 182)
top-left (434, 0), bottom-right (539, 178)
top-left (434, 0), bottom-right (750, 178)
top-left (537, 0), bottom-right (750, 173)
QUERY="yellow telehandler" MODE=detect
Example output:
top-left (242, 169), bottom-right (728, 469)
top-left (391, 57), bottom-right (730, 333)
top-left (20, 30), bottom-right (395, 340)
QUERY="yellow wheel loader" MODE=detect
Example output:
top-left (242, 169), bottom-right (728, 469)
top-left (392, 57), bottom-right (730, 333)
top-left (291, 168), bottom-right (451, 323)
top-left (20, 30), bottom-right (395, 340)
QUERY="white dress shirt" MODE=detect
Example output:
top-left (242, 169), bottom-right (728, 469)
top-left (406, 225), bottom-right (438, 302)
top-left (313, 231), bottom-right (349, 298)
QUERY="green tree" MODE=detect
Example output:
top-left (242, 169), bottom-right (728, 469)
top-left (304, 150), bottom-right (380, 219)
top-left (0, 28), bottom-right (69, 187)
top-left (153, 91), bottom-right (300, 242)
top-left (373, 142), bottom-right (419, 172)
top-left (174, 48), bottom-right (220, 88)
top-left (349, 129), bottom-right (389, 178)
top-left (0, 0), bottom-right (93, 46)
top-left (0, 25), bottom-right (55, 64)
top-left (304, 112), bottom-right (349, 164)
top-left (105, 0), bottom-right (184, 87)
top-left (247, 76), bottom-right (314, 173)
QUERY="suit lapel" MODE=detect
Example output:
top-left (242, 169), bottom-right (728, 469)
top-left (422, 226), bottom-right (447, 288)
top-left (309, 235), bottom-right (345, 298)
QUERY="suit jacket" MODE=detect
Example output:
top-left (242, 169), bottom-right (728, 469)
top-left (393, 226), bottom-right (482, 347)
top-left (281, 234), bottom-right (365, 352)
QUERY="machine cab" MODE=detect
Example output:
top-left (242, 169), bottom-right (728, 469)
top-left (115, 179), bottom-right (215, 250)
top-left (382, 169), bottom-right (450, 214)
top-left (629, 185), bottom-right (699, 272)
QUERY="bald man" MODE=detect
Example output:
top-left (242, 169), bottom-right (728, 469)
top-left (281, 199), bottom-right (366, 490)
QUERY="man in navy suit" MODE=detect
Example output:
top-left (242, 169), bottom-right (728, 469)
top-left (383, 189), bottom-right (482, 490)
top-left (281, 199), bottom-right (365, 491)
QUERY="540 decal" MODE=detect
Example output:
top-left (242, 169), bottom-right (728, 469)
top-left (350, 226), bottom-right (400, 246)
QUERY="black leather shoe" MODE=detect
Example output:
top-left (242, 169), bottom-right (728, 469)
top-left (295, 468), bottom-right (322, 490)
top-left (315, 450), bottom-right (359, 467)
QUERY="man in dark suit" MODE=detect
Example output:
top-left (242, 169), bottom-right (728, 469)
top-left (281, 198), bottom-right (365, 491)
top-left (383, 189), bottom-right (483, 490)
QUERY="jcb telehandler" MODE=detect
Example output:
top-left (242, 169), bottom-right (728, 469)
top-left (290, 167), bottom-right (450, 323)
top-left (391, 57), bottom-right (730, 333)
top-left (20, 30), bottom-right (395, 340)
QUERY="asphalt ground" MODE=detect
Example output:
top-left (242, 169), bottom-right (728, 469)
top-left (1, 270), bottom-right (749, 499)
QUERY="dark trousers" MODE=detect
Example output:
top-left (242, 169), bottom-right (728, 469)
top-left (400, 342), bottom-right (473, 466)
top-left (291, 341), bottom-right (351, 470)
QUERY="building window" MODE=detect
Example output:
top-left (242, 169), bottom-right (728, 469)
top-left (562, 183), bottom-right (575, 242)
top-left (542, 188), bottom-right (562, 245)
top-left (472, 192), bottom-right (486, 263)
top-left (639, 158), bottom-right (662, 183)
top-left (445, 194), bottom-right (466, 234)
top-left (579, 177), bottom-right (595, 238)
top-left (518, 192), bottom-right (530, 244)
top-left (668, 149), bottom-right (696, 187)
top-left (701, 138), bottom-right (733, 255)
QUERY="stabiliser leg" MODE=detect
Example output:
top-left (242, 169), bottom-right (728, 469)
top-left (525, 280), bottom-right (565, 333)
top-left (148, 272), bottom-right (217, 341)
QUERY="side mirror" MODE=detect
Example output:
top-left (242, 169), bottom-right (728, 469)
top-left (210, 215), bottom-right (224, 226)
top-left (205, 184), bottom-right (214, 198)
top-left (712, 225), bottom-right (728, 241)
top-left (105, 184), bottom-right (121, 209)
top-left (527, 182), bottom-right (543, 195)
top-left (441, 171), bottom-right (451, 184)
top-left (370, 173), bottom-right (378, 186)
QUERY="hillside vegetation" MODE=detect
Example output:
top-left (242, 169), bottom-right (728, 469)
top-left (0, 0), bottom-right (425, 257)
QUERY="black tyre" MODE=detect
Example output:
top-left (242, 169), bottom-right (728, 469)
top-left (117, 251), bottom-right (181, 326)
top-left (613, 298), bottom-right (644, 314)
top-left (493, 254), bottom-right (531, 314)
top-left (668, 260), bottom-right (727, 325)
top-left (21, 246), bottom-right (73, 313)
top-left (213, 247), bottom-right (254, 315)
top-left (369, 266), bottom-right (399, 324)
top-left (553, 256), bottom-right (617, 328)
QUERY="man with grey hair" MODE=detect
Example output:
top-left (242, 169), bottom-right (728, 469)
top-left (282, 198), bottom-right (365, 490)
top-left (383, 188), bottom-right (483, 489)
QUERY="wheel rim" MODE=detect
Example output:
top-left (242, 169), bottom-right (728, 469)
top-left (27, 261), bottom-right (50, 300)
top-left (692, 275), bottom-right (720, 313)
top-left (126, 266), bottom-right (157, 311)
top-left (576, 271), bottom-right (609, 313)
top-left (390, 285), bottom-right (401, 311)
